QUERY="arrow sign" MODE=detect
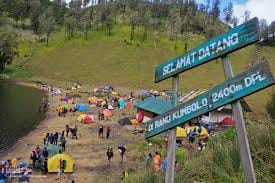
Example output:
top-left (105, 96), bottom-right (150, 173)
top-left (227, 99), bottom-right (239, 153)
top-left (146, 61), bottom-right (275, 139)
top-left (155, 18), bottom-right (259, 83)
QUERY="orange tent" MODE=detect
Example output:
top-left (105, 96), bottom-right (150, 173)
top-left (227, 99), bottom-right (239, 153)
top-left (68, 98), bottom-right (74, 104)
top-left (125, 102), bottom-right (132, 109)
top-left (103, 109), bottom-right (112, 117)
top-left (131, 119), bottom-right (139, 125)
top-left (88, 97), bottom-right (98, 104)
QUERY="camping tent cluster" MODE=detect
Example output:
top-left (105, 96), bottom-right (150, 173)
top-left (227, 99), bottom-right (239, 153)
top-left (140, 89), bottom-right (171, 98)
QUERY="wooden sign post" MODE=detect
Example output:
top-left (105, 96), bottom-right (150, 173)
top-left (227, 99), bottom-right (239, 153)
top-left (222, 55), bottom-right (256, 183)
top-left (146, 17), bottom-right (269, 183)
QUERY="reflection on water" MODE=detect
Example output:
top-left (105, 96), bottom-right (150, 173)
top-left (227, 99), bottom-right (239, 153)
top-left (0, 82), bottom-right (46, 153)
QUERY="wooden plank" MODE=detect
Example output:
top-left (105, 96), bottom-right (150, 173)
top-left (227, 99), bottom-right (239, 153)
top-left (165, 75), bottom-right (178, 183)
top-left (155, 17), bottom-right (259, 83)
top-left (145, 61), bottom-right (274, 139)
top-left (222, 55), bottom-right (256, 183)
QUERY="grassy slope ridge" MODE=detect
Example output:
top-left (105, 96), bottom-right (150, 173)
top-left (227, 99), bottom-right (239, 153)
top-left (7, 26), bottom-right (275, 117)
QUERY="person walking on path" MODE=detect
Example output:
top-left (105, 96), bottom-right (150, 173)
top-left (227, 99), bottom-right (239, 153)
top-left (60, 135), bottom-right (66, 152)
top-left (106, 148), bottom-right (114, 165)
top-left (30, 151), bottom-right (37, 168)
top-left (55, 158), bottom-right (65, 180)
top-left (54, 132), bottom-right (59, 145)
top-left (98, 126), bottom-right (104, 138)
top-left (66, 125), bottom-right (70, 137)
top-left (106, 126), bottom-right (111, 138)
top-left (42, 147), bottom-right (48, 159)
top-left (118, 146), bottom-right (126, 164)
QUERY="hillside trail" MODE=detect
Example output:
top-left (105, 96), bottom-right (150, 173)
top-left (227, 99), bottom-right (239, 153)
top-left (1, 90), bottom-right (145, 183)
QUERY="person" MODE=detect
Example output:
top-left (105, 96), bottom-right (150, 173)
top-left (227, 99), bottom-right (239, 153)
top-left (30, 151), bottom-right (37, 168)
top-left (54, 132), bottom-right (59, 145)
top-left (189, 129), bottom-right (195, 143)
top-left (42, 133), bottom-right (47, 145)
top-left (118, 146), bottom-right (126, 164)
top-left (57, 105), bottom-right (62, 117)
top-left (19, 169), bottom-right (30, 182)
top-left (198, 125), bottom-right (202, 135)
top-left (42, 147), bottom-right (48, 159)
top-left (43, 159), bottom-right (48, 174)
top-left (60, 135), bottom-right (66, 152)
top-left (152, 152), bottom-right (161, 172)
top-left (35, 145), bottom-right (41, 159)
top-left (106, 126), bottom-right (111, 138)
top-left (98, 111), bottom-right (104, 120)
top-left (161, 159), bottom-right (168, 173)
top-left (71, 127), bottom-right (78, 139)
top-left (207, 123), bottom-right (213, 134)
top-left (198, 139), bottom-right (207, 151)
top-left (66, 125), bottom-right (70, 137)
top-left (98, 126), bottom-right (104, 138)
top-left (56, 158), bottom-right (65, 180)
top-left (106, 148), bottom-right (114, 164)
top-left (48, 133), bottom-right (54, 144)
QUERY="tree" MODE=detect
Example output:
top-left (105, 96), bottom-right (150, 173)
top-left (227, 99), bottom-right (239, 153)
top-left (259, 19), bottom-right (269, 40)
top-left (29, 0), bottom-right (42, 34)
top-left (212, 0), bottom-right (221, 20)
top-left (139, 3), bottom-right (152, 41)
top-left (81, 9), bottom-right (92, 40)
top-left (38, 7), bottom-right (56, 46)
top-left (130, 11), bottom-right (139, 40)
top-left (244, 10), bottom-right (251, 22)
top-left (223, 1), bottom-right (233, 24)
top-left (231, 16), bottom-right (239, 27)
top-left (169, 5), bottom-right (181, 49)
top-left (269, 20), bottom-right (275, 40)
top-left (11, 0), bottom-right (28, 26)
top-left (0, 32), bottom-right (18, 72)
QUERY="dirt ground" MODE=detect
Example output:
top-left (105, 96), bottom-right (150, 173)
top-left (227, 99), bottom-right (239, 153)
top-left (0, 85), bottom-right (146, 183)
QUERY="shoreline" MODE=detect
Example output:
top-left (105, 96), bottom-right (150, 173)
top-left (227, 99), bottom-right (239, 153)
top-left (0, 79), bottom-right (51, 159)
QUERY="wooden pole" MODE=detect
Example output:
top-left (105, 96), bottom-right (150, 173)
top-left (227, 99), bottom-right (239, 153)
top-left (165, 74), bottom-right (179, 183)
top-left (221, 55), bottom-right (256, 183)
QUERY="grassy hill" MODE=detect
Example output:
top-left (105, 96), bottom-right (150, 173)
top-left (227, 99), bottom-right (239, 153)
top-left (5, 26), bottom-right (275, 118)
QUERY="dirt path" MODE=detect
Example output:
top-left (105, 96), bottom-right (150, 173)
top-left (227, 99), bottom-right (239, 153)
top-left (0, 88), bottom-right (145, 183)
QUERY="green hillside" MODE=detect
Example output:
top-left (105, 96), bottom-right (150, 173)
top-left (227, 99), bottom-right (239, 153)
top-left (5, 26), bottom-right (275, 117)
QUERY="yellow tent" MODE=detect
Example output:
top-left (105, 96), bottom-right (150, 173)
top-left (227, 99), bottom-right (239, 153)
top-left (111, 91), bottom-right (118, 95)
top-left (77, 114), bottom-right (86, 122)
top-left (48, 154), bottom-right (74, 173)
top-left (191, 126), bottom-right (208, 136)
top-left (176, 127), bottom-right (187, 138)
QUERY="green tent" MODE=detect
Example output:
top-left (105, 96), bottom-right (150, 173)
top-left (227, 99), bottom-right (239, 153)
top-left (41, 144), bottom-right (60, 157)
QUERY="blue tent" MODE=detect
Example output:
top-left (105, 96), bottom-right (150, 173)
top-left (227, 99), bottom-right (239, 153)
top-left (119, 100), bottom-right (127, 109)
top-left (76, 103), bottom-right (89, 112)
top-left (141, 90), bottom-right (154, 97)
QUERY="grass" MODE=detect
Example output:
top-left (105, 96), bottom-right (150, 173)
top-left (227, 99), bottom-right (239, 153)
top-left (5, 25), bottom-right (275, 117)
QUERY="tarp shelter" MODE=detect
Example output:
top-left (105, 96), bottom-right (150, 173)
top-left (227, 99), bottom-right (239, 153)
top-left (176, 127), bottom-right (187, 138)
top-left (41, 144), bottom-right (60, 157)
top-left (103, 109), bottom-right (112, 117)
top-left (119, 100), bottom-right (127, 109)
top-left (82, 115), bottom-right (94, 123)
top-left (48, 154), bottom-right (74, 173)
top-left (88, 97), bottom-right (97, 104)
top-left (76, 103), bottom-right (89, 112)
top-left (222, 117), bottom-right (235, 126)
top-left (191, 126), bottom-right (208, 136)
top-left (134, 98), bottom-right (173, 122)
top-left (77, 114), bottom-right (86, 122)
top-left (118, 117), bottom-right (131, 126)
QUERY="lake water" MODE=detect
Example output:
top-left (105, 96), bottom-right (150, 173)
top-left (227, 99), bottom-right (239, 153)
top-left (0, 82), bottom-right (46, 154)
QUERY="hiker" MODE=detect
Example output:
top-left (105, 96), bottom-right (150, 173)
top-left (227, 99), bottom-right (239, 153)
top-left (106, 148), bottom-right (114, 164)
top-left (98, 126), bottom-right (104, 138)
top-left (60, 135), bottom-right (66, 152)
top-left (42, 133), bottom-right (47, 145)
top-left (198, 139), bottom-right (206, 151)
top-left (42, 147), bottom-right (48, 159)
top-left (152, 152), bottom-right (161, 172)
top-left (207, 123), bottom-right (213, 134)
top-left (48, 133), bottom-right (54, 144)
top-left (54, 132), bottom-right (59, 145)
top-left (30, 151), bottom-right (37, 168)
top-left (66, 125), bottom-right (70, 137)
top-left (98, 111), bottom-right (104, 120)
top-left (118, 146), bottom-right (126, 164)
top-left (56, 158), bottom-right (65, 180)
top-left (19, 169), bottom-right (30, 182)
top-left (71, 127), bottom-right (78, 139)
top-left (57, 105), bottom-right (62, 117)
top-left (43, 159), bottom-right (48, 174)
top-left (106, 126), bottom-right (111, 138)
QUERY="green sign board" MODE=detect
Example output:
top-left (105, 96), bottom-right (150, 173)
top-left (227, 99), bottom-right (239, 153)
top-left (155, 18), bottom-right (259, 83)
top-left (145, 62), bottom-right (274, 139)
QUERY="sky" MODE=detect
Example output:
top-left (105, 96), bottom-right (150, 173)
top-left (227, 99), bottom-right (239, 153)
top-left (196, 0), bottom-right (275, 24)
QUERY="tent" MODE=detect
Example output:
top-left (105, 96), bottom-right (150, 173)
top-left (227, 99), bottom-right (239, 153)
top-left (141, 90), bottom-right (154, 97)
top-left (107, 104), bottom-right (114, 110)
top-left (41, 144), bottom-right (60, 157)
top-left (48, 154), bottom-right (74, 173)
top-left (176, 127), bottom-right (187, 138)
top-left (82, 115), bottom-right (94, 123)
top-left (77, 114), bottom-right (86, 122)
top-left (88, 97), bottom-right (97, 104)
top-left (76, 103), bottom-right (89, 112)
top-left (131, 119), bottom-right (139, 125)
top-left (222, 117), bottom-right (235, 126)
top-left (119, 100), bottom-right (127, 109)
top-left (190, 126), bottom-right (208, 136)
top-left (118, 117), bottom-right (131, 126)
top-left (67, 98), bottom-right (74, 104)
top-left (125, 102), bottom-right (132, 109)
top-left (103, 109), bottom-right (112, 117)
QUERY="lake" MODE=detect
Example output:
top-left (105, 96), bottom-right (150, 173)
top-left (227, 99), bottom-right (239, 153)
top-left (0, 82), bottom-right (46, 154)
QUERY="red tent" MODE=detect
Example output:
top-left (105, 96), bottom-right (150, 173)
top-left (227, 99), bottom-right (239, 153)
top-left (82, 115), bottom-right (94, 123)
top-left (103, 109), bottom-right (112, 117)
top-left (222, 117), bottom-right (235, 126)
